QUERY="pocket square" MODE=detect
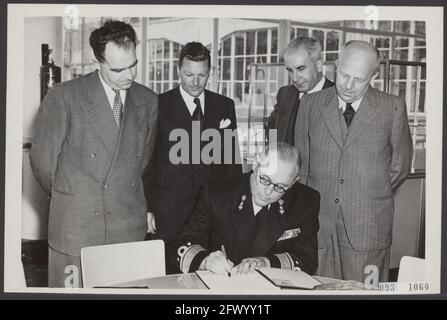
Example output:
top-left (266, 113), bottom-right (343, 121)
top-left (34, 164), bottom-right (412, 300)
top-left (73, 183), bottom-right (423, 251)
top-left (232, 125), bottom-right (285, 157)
top-left (219, 118), bottom-right (231, 129)
top-left (277, 228), bottom-right (301, 241)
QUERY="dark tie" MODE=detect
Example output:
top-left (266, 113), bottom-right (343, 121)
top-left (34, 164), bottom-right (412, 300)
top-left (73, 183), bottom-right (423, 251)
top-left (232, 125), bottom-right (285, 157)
top-left (112, 89), bottom-right (123, 129)
top-left (192, 98), bottom-right (203, 121)
top-left (343, 102), bottom-right (355, 128)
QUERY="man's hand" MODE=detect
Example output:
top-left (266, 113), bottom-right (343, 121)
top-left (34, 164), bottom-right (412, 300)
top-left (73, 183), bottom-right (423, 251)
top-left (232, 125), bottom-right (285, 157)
top-left (204, 250), bottom-right (234, 275)
top-left (231, 257), bottom-right (270, 276)
top-left (147, 212), bottom-right (156, 234)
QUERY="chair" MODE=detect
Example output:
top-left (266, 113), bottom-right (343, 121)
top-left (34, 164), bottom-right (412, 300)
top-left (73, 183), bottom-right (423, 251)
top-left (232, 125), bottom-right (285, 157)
top-left (397, 256), bottom-right (425, 282)
top-left (81, 240), bottom-right (165, 288)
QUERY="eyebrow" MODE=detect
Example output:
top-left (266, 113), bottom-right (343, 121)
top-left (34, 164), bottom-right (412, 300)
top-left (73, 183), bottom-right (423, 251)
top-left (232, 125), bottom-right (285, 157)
top-left (110, 59), bottom-right (138, 72)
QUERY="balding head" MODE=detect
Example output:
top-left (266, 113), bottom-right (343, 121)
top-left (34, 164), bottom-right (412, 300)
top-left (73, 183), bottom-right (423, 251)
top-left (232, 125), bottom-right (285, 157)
top-left (336, 40), bottom-right (382, 103)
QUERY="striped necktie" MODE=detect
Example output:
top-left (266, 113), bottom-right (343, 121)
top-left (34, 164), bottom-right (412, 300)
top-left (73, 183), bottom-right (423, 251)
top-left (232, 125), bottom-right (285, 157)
top-left (112, 89), bottom-right (123, 129)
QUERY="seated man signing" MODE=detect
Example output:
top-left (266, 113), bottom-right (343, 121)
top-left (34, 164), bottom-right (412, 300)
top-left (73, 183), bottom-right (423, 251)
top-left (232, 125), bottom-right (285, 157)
top-left (169, 142), bottom-right (320, 276)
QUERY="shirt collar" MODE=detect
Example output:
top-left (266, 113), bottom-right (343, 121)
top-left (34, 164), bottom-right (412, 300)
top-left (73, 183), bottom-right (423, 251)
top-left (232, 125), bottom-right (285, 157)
top-left (299, 75), bottom-right (325, 99)
top-left (337, 95), bottom-right (363, 112)
top-left (98, 71), bottom-right (127, 109)
top-left (179, 84), bottom-right (205, 116)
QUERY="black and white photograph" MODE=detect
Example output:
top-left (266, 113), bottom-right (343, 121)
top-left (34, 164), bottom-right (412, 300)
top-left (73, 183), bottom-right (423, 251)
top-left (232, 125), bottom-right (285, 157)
top-left (3, 3), bottom-right (443, 296)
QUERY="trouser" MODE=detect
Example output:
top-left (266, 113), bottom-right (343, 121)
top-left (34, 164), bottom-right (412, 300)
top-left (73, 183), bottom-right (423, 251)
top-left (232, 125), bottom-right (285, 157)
top-left (48, 245), bottom-right (83, 288)
top-left (316, 209), bottom-right (390, 283)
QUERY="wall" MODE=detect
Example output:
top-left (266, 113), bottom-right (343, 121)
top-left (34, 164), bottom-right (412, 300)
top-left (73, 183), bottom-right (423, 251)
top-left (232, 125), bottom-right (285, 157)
top-left (22, 17), bottom-right (62, 240)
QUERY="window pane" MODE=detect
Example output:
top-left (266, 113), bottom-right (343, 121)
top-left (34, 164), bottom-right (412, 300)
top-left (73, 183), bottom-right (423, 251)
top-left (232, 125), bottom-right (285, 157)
top-left (393, 48), bottom-right (408, 61)
top-left (394, 21), bottom-right (411, 33)
top-left (312, 30), bottom-right (324, 49)
top-left (156, 61), bottom-right (162, 81)
top-left (378, 21), bottom-right (392, 32)
top-left (395, 37), bottom-right (409, 48)
top-left (164, 41), bottom-right (170, 59)
top-left (246, 31), bottom-right (255, 55)
top-left (163, 61), bottom-right (169, 80)
top-left (156, 41), bottom-right (162, 59)
top-left (148, 62), bottom-right (154, 81)
top-left (257, 30), bottom-right (267, 54)
top-left (414, 48), bottom-right (426, 61)
top-left (326, 52), bottom-right (338, 62)
top-left (271, 55), bottom-right (278, 63)
top-left (222, 58), bottom-right (231, 80)
top-left (223, 38), bottom-right (231, 56)
top-left (163, 82), bottom-right (169, 93)
top-left (326, 31), bottom-right (339, 51)
top-left (415, 38), bottom-right (426, 47)
top-left (296, 28), bottom-right (309, 38)
top-left (271, 28), bottom-right (278, 54)
top-left (235, 32), bottom-right (244, 56)
top-left (375, 37), bottom-right (390, 49)
top-left (173, 43), bottom-right (180, 59)
top-left (245, 57), bottom-right (255, 80)
top-left (173, 59), bottom-right (179, 80)
top-left (290, 28), bottom-right (295, 40)
top-left (235, 57), bottom-right (244, 80)
top-left (234, 82), bottom-right (243, 104)
top-left (415, 21), bottom-right (425, 35)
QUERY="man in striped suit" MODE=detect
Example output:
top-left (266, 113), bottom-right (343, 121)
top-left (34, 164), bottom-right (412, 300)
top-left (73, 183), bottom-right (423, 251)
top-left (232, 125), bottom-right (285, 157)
top-left (295, 40), bottom-right (413, 282)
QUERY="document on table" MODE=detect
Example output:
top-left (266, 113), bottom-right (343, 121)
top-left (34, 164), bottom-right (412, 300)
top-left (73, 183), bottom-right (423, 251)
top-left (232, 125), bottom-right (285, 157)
top-left (257, 267), bottom-right (322, 289)
top-left (195, 270), bottom-right (280, 291)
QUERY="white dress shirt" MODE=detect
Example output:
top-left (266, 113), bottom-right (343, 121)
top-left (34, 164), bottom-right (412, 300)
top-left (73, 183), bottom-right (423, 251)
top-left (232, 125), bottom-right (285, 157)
top-left (179, 84), bottom-right (205, 116)
top-left (299, 75), bottom-right (326, 99)
top-left (98, 71), bottom-right (127, 111)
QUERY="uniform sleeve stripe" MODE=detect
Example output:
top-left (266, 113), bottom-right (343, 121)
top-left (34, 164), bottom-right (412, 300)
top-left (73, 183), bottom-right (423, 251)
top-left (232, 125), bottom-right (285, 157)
top-left (179, 245), bottom-right (207, 274)
top-left (273, 253), bottom-right (294, 270)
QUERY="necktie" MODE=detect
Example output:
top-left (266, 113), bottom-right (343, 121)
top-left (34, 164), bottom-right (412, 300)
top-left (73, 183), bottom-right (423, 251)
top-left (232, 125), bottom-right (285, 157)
top-left (112, 89), bottom-right (123, 129)
top-left (343, 102), bottom-right (355, 128)
top-left (192, 98), bottom-right (203, 121)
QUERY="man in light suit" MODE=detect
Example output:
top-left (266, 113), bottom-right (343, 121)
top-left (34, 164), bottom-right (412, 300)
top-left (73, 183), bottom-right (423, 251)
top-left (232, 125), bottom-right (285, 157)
top-left (30, 20), bottom-right (158, 287)
top-left (144, 42), bottom-right (241, 273)
top-left (295, 40), bottom-right (413, 282)
top-left (267, 37), bottom-right (334, 145)
top-left (169, 142), bottom-right (319, 276)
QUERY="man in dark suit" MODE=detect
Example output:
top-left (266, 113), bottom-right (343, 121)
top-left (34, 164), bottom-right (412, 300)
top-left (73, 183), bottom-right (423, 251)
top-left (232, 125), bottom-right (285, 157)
top-left (295, 40), bottom-right (413, 282)
top-left (170, 142), bottom-right (319, 276)
top-left (30, 20), bottom-right (158, 287)
top-left (267, 37), bottom-right (334, 145)
top-left (144, 42), bottom-right (241, 271)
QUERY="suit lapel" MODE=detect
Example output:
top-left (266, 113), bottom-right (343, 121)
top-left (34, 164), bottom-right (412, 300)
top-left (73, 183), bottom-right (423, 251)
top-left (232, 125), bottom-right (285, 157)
top-left (320, 89), bottom-right (344, 150)
top-left (343, 87), bottom-right (381, 150)
top-left (171, 86), bottom-right (195, 130)
top-left (112, 84), bottom-right (146, 166)
top-left (202, 90), bottom-right (223, 131)
top-left (249, 202), bottom-right (287, 257)
top-left (228, 174), bottom-right (254, 247)
top-left (82, 72), bottom-right (119, 155)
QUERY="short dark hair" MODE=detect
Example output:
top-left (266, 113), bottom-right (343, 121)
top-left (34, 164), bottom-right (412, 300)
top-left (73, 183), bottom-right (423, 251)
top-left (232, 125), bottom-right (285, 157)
top-left (178, 42), bottom-right (211, 69)
top-left (90, 20), bottom-right (137, 63)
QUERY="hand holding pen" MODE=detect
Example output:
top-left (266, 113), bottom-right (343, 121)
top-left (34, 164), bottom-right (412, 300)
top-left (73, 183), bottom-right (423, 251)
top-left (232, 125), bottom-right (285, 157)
top-left (204, 247), bottom-right (234, 276)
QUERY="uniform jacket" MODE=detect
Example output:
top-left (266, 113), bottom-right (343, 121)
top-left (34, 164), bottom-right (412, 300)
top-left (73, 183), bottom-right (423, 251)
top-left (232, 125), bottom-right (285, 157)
top-left (170, 172), bottom-right (320, 275)
top-left (30, 71), bottom-right (158, 256)
top-left (267, 77), bottom-right (334, 144)
top-left (144, 86), bottom-right (242, 243)
top-left (295, 86), bottom-right (413, 251)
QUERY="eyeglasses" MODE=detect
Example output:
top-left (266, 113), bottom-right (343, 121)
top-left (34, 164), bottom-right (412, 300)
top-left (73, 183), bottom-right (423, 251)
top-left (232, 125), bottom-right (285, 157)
top-left (258, 173), bottom-right (289, 194)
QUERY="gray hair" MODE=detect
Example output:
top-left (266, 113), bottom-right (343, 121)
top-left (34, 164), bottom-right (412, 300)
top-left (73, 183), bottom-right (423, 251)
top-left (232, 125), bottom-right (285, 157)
top-left (283, 37), bottom-right (323, 62)
top-left (263, 142), bottom-right (301, 178)
top-left (339, 40), bottom-right (382, 72)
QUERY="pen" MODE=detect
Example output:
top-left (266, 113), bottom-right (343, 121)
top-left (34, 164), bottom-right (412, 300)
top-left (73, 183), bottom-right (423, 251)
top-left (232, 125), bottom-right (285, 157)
top-left (221, 245), bottom-right (231, 278)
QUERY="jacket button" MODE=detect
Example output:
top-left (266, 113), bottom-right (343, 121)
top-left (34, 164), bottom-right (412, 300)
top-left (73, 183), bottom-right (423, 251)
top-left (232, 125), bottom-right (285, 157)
top-left (339, 179), bottom-right (344, 184)
top-left (94, 211), bottom-right (101, 216)
top-left (334, 198), bottom-right (340, 204)
top-left (131, 182), bottom-right (135, 188)
top-left (90, 153), bottom-right (96, 158)
top-left (103, 184), bottom-right (109, 189)
top-left (131, 208), bottom-right (136, 214)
